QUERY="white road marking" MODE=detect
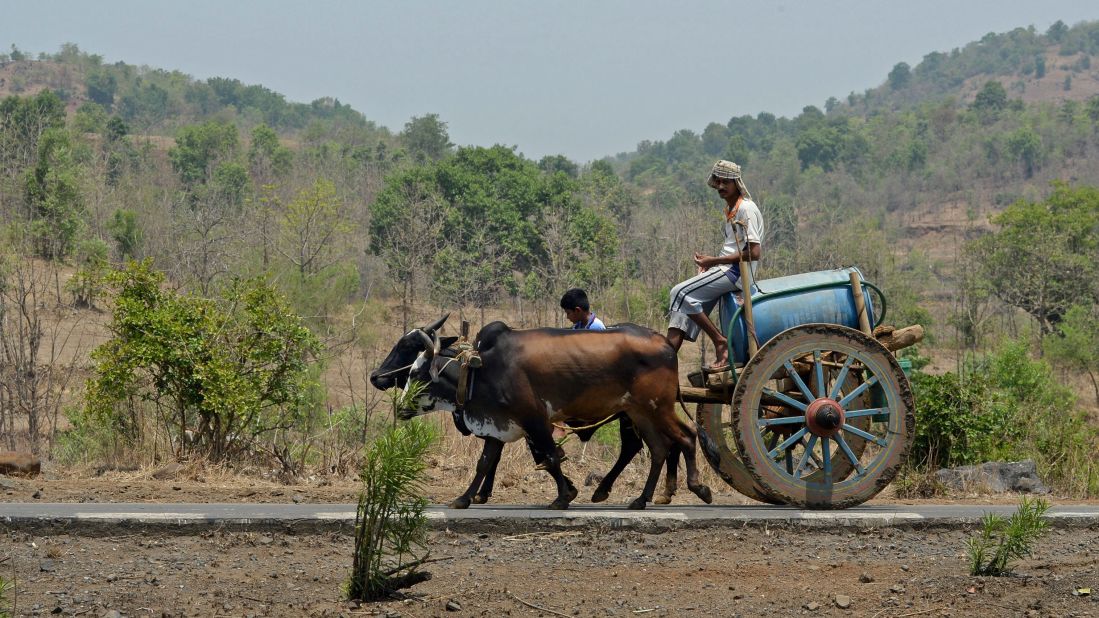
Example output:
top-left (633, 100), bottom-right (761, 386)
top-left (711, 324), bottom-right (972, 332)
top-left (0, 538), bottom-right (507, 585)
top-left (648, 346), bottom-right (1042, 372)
top-left (797, 512), bottom-right (924, 520)
top-left (74, 512), bottom-right (212, 520)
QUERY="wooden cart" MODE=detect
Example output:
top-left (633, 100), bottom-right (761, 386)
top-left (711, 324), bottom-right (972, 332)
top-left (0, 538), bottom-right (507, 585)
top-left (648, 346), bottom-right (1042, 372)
top-left (681, 267), bottom-right (923, 509)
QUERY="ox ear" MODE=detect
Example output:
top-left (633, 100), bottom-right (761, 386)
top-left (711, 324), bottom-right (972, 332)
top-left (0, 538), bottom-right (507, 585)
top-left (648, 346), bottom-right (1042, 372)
top-left (424, 313), bottom-right (450, 334)
top-left (439, 336), bottom-right (459, 350)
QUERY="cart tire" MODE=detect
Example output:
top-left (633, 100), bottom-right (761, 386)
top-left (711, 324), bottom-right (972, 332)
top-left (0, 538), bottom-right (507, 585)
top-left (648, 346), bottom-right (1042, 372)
top-left (732, 324), bottom-right (914, 509)
top-left (697, 403), bottom-right (784, 505)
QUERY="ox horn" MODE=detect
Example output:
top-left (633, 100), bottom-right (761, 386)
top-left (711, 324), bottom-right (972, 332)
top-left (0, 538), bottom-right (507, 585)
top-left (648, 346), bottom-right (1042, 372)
top-left (424, 313), bottom-right (450, 334)
top-left (417, 329), bottom-right (435, 361)
top-left (428, 334), bottom-right (443, 382)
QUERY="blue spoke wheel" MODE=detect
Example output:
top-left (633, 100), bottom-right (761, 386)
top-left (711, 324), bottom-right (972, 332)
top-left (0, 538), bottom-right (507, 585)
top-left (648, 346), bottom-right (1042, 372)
top-left (732, 324), bottom-right (914, 509)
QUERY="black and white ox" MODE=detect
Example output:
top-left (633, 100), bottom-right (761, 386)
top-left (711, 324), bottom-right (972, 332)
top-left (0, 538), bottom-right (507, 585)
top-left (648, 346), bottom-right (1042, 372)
top-left (369, 315), bottom-right (711, 510)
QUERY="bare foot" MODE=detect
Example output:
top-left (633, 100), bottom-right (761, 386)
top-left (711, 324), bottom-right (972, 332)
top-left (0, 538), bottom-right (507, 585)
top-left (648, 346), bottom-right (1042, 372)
top-left (713, 339), bottom-right (729, 367)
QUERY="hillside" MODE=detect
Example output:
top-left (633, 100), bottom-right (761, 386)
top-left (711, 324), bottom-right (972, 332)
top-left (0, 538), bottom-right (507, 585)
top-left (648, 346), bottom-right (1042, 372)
top-left (848, 20), bottom-right (1099, 113)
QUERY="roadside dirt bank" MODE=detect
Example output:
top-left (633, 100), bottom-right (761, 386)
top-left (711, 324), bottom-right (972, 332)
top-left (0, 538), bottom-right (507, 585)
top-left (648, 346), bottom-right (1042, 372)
top-left (3, 525), bottom-right (1096, 617)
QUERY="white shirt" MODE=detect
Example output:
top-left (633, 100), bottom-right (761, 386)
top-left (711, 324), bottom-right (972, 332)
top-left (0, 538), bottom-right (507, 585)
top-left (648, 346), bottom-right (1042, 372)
top-left (719, 198), bottom-right (763, 282)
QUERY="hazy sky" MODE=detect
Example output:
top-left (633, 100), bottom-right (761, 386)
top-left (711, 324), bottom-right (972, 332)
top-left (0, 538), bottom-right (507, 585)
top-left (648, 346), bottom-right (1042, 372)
top-left (4, 1), bottom-right (1098, 161)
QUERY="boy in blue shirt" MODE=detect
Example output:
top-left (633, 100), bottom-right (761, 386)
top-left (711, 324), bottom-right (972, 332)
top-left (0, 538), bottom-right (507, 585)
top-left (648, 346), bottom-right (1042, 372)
top-left (560, 288), bottom-right (606, 330)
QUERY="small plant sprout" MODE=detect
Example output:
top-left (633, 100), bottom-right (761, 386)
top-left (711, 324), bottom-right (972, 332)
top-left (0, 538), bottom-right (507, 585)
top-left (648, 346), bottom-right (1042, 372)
top-left (967, 496), bottom-right (1051, 576)
top-left (347, 418), bottom-right (439, 601)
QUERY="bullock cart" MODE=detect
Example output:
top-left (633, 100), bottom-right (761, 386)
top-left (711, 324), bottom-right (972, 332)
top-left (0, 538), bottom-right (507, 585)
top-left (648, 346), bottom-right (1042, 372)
top-left (680, 267), bottom-right (922, 509)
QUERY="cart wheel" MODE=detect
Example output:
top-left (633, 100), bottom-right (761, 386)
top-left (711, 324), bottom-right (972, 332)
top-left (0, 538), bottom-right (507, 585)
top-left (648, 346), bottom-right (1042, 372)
top-left (732, 324), bottom-right (914, 509)
top-left (697, 403), bottom-right (784, 504)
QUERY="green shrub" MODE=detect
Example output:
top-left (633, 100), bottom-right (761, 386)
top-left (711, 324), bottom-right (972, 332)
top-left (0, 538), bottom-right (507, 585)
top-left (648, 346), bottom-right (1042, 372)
top-left (911, 340), bottom-right (1099, 495)
top-left (347, 417), bottom-right (438, 601)
top-left (911, 371), bottom-right (1014, 468)
top-left (967, 497), bottom-right (1050, 576)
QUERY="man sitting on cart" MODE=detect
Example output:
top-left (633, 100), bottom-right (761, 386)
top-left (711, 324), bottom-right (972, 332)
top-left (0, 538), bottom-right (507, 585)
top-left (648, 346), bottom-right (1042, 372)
top-left (666, 160), bottom-right (763, 371)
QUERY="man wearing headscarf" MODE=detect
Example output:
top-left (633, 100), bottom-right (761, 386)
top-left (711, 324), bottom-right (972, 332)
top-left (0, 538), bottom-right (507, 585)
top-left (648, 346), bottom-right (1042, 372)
top-left (666, 160), bottom-right (764, 370)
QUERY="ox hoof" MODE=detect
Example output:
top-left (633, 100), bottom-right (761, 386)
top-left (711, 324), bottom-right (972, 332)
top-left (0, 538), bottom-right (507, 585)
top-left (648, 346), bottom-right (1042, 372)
top-left (627, 497), bottom-right (648, 510)
top-left (566, 484), bottom-right (579, 502)
top-left (690, 484), bottom-right (713, 504)
top-left (548, 499), bottom-right (571, 510)
top-left (590, 489), bottom-right (610, 503)
top-left (472, 494), bottom-right (490, 504)
top-left (653, 494), bottom-right (673, 505)
top-left (449, 496), bottom-right (472, 509)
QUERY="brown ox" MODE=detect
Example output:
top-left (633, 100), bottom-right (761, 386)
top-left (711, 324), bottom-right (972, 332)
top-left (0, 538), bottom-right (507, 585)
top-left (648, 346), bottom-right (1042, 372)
top-left (379, 320), bottom-right (711, 510)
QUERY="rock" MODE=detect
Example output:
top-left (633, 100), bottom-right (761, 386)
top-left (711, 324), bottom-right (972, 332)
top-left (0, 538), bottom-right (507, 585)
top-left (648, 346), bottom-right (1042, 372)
top-left (101, 610), bottom-right (122, 618)
top-left (834, 594), bottom-right (851, 609)
top-left (584, 471), bottom-right (604, 487)
top-left (804, 601), bottom-right (820, 611)
top-left (891, 584), bottom-right (905, 593)
top-left (292, 494), bottom-right (303, 504)
top-left (40, 560), bottom-right (56, 572)
top-left (935, 460), bottom-right (1051, 494)
top-left (32, 489), bottom-right (42, 499)
top-left (900, 565), bottom-right (910, 572)
top-left (859, 573), bottom-right (874, 583)
top-left (258, 536), bottom-right (274, 545)
top-left (446, 600), bottom-right (462, 611)
top-left (0, 478), bottom-right (17, 489)
top-left (0, 451), bottom-right (41, 477)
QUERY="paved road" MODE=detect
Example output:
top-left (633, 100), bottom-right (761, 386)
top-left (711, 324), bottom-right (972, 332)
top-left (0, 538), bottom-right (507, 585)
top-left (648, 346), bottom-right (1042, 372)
top-left (3, 502), bottom-right (1098, 533)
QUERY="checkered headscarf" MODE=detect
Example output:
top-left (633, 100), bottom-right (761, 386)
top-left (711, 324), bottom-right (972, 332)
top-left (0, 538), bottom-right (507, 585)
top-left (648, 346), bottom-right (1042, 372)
top-left (707, 160), bottom-right (752, 201)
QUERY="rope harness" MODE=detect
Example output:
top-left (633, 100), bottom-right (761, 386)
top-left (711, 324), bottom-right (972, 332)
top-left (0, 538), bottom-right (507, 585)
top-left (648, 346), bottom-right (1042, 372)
top-left (452, 341), bottom-right (481, 407)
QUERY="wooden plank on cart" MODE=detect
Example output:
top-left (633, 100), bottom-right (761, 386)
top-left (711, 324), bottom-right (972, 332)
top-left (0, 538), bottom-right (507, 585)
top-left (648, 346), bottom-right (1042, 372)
top-left (679, 385), bottom-right (730, 404)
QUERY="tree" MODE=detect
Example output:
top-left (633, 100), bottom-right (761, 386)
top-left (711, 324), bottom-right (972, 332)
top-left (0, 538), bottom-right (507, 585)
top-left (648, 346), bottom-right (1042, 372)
top-left (400, 114), bottom-right (452, 163)
top-left (1034, 54), bottom-right (1046, 79)
top-left (969, 184), bottom-right (1099, 335)
top-left (972, 80), bottom-right (1008, 118)
top-left (23, 127), bottom-right (85, 259)
top-left (538, 154), bottom-right (578, 178)
top-left (107, 209), bottom-right (142, 259)
top-left (1046, 20), bottom-right (1068, 42)
top-left (0, 90), bottom-right (66, 184)
top-left (0, 252), bottom-right (85, 453)
top-left (1086, 95), bottom-right (1099, 125)
top-left (701, 122), bottom-right (729, 156)
top-left (117, 81), bottom-right (173, 132)
top-left (888, 62), bottom-right (911, 90)
top-left (85, 70), bottom-right (117, 109)
top-left (369, 167), bottom-right (445, 330)
top-left (248, 123), bottom-right (292, 181)
top-left (1045, 305), bottom-right (1099, 405)
top-left (278, 178), bottom-right (350, 281)
top-left (168, 121), bottom-right (239, 189)
top-left (1006, 127), bottom-right (1042, 178)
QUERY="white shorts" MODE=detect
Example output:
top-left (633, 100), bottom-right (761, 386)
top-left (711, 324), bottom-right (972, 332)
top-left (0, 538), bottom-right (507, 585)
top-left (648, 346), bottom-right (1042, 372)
top-left (667, 268), bottom-right (738, 342)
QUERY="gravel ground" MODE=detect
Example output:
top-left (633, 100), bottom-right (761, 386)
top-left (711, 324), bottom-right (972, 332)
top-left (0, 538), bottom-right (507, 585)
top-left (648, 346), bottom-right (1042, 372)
top-left (3, 524), bottom-right (1097, 617)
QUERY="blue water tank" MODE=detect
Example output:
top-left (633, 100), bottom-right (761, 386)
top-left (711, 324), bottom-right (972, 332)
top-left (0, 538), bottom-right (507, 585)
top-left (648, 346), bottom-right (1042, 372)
top-left (718, 267), bottom-right (877, 365)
